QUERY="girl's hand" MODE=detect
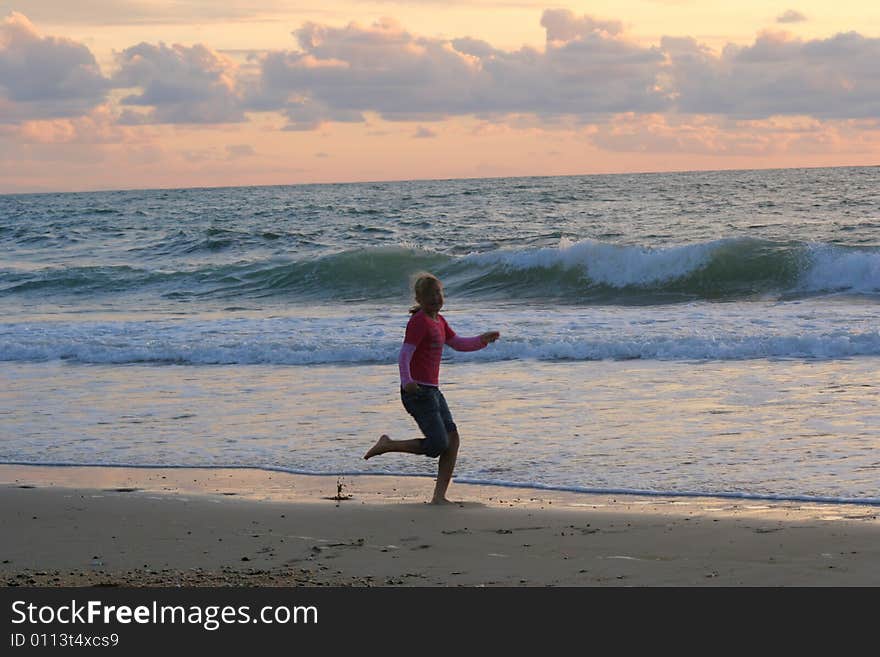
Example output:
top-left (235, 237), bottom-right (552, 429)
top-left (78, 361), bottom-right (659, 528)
top-left (403, 382), bottom-right (420, 394)
top-left (480, 331), bottom-right (501, 345)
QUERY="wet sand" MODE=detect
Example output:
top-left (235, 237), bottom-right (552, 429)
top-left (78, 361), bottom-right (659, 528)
top-left (1, 465), bottom-right (878, 586)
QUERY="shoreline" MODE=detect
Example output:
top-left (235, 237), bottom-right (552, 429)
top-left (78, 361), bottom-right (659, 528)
top-left (3, 462), bottom-right (877, 508)
top-left (2, 464), bottom-right (878, 587)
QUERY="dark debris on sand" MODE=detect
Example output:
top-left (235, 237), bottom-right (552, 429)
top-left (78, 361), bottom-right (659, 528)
top-left (3, 567), bottom-right (377, 588)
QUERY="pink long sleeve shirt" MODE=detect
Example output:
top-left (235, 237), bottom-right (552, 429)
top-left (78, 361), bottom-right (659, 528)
top-left (398, 310), bottom-right (485, 387)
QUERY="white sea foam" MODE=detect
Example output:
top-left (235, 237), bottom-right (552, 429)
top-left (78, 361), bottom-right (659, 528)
top-left (460, 239), bottom-right (880, 296)
top-left (3, 301), bottom-right (879, 364)
top-left (466, 238), bottom-right (719, 286)
top-left (802, 244), bottom-right (880, 293)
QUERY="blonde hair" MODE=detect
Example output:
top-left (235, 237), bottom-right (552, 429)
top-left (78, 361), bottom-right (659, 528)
top-left (409, 272), bottom-right (442, 314)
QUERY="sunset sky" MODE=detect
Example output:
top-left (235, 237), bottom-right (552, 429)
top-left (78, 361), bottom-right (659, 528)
top-left (1, 1), bottom-right (879, 192)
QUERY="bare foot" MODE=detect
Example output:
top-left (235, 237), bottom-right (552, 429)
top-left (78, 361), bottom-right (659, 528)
top-left (429, 497), bottom-right (456, 505)
top-left (364, 434), bottom-right (391, 460)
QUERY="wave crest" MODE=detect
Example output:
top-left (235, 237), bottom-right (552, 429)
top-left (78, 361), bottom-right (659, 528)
top-left (2, 239), bottom-right (878, 303)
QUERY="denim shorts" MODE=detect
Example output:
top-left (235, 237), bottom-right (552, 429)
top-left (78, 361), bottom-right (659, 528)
top-left (400, 385), bottom-right (457, 458)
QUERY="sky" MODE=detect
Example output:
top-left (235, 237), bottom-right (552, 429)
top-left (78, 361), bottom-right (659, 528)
top-left (1, 1), bottom-right (879, 192)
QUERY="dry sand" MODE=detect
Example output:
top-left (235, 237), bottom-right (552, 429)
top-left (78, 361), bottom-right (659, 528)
top-left (1, 464), bottom-right (878, 587)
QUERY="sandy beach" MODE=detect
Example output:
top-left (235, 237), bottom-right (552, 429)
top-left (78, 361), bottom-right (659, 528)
top-left (1, 464), bottom-right (878, 587)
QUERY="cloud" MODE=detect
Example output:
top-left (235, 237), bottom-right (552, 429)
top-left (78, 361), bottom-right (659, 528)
top-left (776, 10), bottom-right (807, 24)
top-left (590, 113), bottom-right (776, 155)
top-left (665, 30), bottom-right (880, 120)
top-left (113, 42), bottom-right (246, 123)
top-left (6, 9), bottom-right (880, 140)
top-left (248, 9), bottom-right (880, 129)
top-left (413, 126), bottom-right (437, 138)
top-left (17, 105), bottom-right (137, 144)
top-left (540, 9), bottom-right (624, 41)
top-left (0, 12), bottom-right (109, 122)
top-left (249, 10), bottom-right (880, 129)
top-left (588, 112), bottom-right (879, 157)
top-left (250, 11), bottom-right (669, 129)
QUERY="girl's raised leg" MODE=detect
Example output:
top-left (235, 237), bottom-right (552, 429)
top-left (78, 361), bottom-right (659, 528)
top-left (363, 434), bottom-right (423, 460)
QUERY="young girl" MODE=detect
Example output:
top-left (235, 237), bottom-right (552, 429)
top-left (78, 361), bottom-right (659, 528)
top-left (364, 272), bottom-right (500, 504)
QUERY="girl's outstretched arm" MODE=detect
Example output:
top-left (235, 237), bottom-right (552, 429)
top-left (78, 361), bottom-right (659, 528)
top-left (446, 331), bottom-right (500, 351)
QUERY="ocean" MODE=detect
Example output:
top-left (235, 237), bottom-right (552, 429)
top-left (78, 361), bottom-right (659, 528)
top-left (2, 166), bottom-right (878, 504)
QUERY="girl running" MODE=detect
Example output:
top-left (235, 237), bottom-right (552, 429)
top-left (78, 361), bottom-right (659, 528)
top-left (364, 272), bottom-right (500, 504)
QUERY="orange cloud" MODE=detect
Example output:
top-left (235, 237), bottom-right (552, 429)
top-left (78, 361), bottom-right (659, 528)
top-left (589, 113), bottom-right (880, 157)
top-left (18, 105), bottom-right (136, 143)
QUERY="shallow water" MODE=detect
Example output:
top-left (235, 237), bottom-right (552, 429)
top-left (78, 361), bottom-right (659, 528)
top-left (3, 358), bottom-right (877, 503)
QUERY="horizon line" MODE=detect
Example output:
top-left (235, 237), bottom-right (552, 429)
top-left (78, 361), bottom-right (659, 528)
top-left (2, 162), bottom-right (878, 197)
